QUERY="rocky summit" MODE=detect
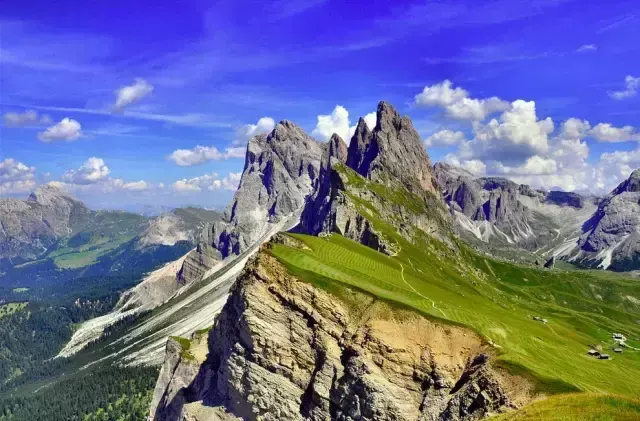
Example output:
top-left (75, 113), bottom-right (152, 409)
top-left (0, 185), bottom-right (92, 265)
top-left (558, 169), bottom-right (640, 270)
top-left (176, 121), bottom-right (324, 285)
top-left (299, 101), bottom-right (450, 253)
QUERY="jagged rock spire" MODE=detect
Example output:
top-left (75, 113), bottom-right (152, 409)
top-left (347, 101), bottom-right (438, 197)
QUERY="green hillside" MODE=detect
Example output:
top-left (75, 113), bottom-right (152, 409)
top-left (264, 164), bottom-right (640, 416)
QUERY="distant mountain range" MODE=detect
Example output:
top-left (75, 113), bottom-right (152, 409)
top-left (0, 186), bottom-right (220, 287)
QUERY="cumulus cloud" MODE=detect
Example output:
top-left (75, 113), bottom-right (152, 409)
top-left (424, 129), bottom-right (466, 148)
top-left (589, 123), bottom-right (640, 142)
top-left (114, 78), bottom-right (154, 111)
top-left (0, 158), bottom-right (37, 195)
top-left (313, 105), bottom-right (351, 141)
top-left (38, 118), bottom-right (83, 142)
top-left (609, 75), bottom-right (639, 100)
top-left (172, 172), bottom-right (242, 192)
top-left (233, 117), bottom-right (275, 146)
top-left (62, 157), bottom-right (110, 185)
top-left (462, 100), bottom-right (554, 162)
top-left (594, 148), bottom-right (640, 191)
top-left (576, 44), bottom-right (597, 53)
top-left (414, 80), bottom-right (510, 121)
top-left (489, 156), bottom-right (558, 176)
top-left (3, 110), bottom-right (52, 127)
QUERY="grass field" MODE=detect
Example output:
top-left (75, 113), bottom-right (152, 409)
top-left (490, 393), bottom-right (640, 420)
top-left (0, 302), bottom-right (27, 319)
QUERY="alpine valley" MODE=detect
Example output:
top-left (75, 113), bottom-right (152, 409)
top-left (2, 102), bottom-right (640, 421)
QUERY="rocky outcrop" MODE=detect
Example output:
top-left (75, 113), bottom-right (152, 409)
top-left (348, 102), bottom-right (438, 197)
top-left (298, 102), bottom-right (450, 253)
top-left (177, 121), bottom-right (323, 283)
top-left (565, 169), bottom-right (640, 270)
top-left (150, 245), bottom-right (525, 420)
top-left (211, 121), bottom-right (323, 258)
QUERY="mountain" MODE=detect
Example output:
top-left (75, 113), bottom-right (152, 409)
top-left (8, 102), bottom-right (640, 420)
top-left (147, 102), bottom-right (640, 421)
top-left (434, 163), bottom-right (599, 264)
top-left (176, 120), bottom-right (323, 285)
top-left (0, 185), bottom-right (93, 266)
top-left (298, 101), bottom-right (451, 253)
top-left (555, 169), bottom-right (640, 270)
top-left (0, 186), bottom-right (221, 288)
top-left (57, 120), bottom-right (324, 362)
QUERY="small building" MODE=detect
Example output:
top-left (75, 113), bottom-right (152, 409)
top-left (541, 318), bottom-right (548, 324)
top-left (613, 348), bottom-right (623, 353)
top-left (598, 354), bottom-right (611, 360)
top-left (613, 333), bottom-right (627, 341)
top-left (533, 316), bottom-right (542, 321)
top-left (587, 349), bottom-right (599, 356)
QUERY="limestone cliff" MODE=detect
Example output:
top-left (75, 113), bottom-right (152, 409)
top-left (149, 242), bottom-right (528, 421)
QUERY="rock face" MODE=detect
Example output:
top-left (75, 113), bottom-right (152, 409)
top-left (212, 121), bottom-right (323, 258)
top-left (0, 185), bottom-right (92, 265)
top-left (434, 163), bottom-right (598, 260)
top-left (177, 121), bottom-right (324, 284)
top-left (563, 169), bottom-right (640, 270)
top-left (150, 245), bottom-right (523, 421)
top-left (299, 101), bottom-right (450, 253)
top-left (348, 102), bottom-right (438, 196)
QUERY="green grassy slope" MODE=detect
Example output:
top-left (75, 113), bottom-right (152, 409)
top-left (263, 164), bottom-right (640, 413)
top-left (490, 394), bottom-right (640, 420)
top-left (270, 233), bottom-right (640, 397)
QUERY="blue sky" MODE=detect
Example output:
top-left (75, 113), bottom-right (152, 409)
top-left (1, 0), bottom-right (639, 211)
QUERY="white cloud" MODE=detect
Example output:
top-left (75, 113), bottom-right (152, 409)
top-left (463, 100), bottom-right (553, 162)
top-left (594, 148), bottom-right (640, 191)
top-left (38, 118), bottom-right (82, 142)
top-left (313, 105), bottom-right (351, 141)
top-left (561, 118), bottom-right (591, 139)
top-left (489, 156), bottom-right (558, 176)
top-left (424, 129), bottom-right (466, 147)
top-left (3, 110), bottom-right (52, 127)
top-left (609, 75), bottom-right (640, 100)
top-left (0, 158), bottom-right (37, 195)
top-left (168, 145), bottom-right (246, 166)
top-left (576, 44), bottom-right (597, 53)
top-left (233, 117), bottom-right (275, 146)
top-left (589, 123), bottom-right (640, 142)
top-left (109, 179), bottom-right (149, 192)
top-left (114, 78), bottom-right (154, 111)
top-left (62, 157), bottom-right (110, 185)
top-left (414, 80), bottom-right (510, 121)
top-left (172, 172), bottom-right (241, 192)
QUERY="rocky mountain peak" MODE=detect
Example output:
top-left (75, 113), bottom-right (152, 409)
top-left (612, 168), bottom-right (640, 194)
top-left (353, 101), bottom-right (438, 196)
top-left (327, 133), bottom-right (348, 163)
top-left (28, 184), bottom-right (80, 207)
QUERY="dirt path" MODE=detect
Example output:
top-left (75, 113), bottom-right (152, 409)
top-left (390, 251), bottom-right (447, 318)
